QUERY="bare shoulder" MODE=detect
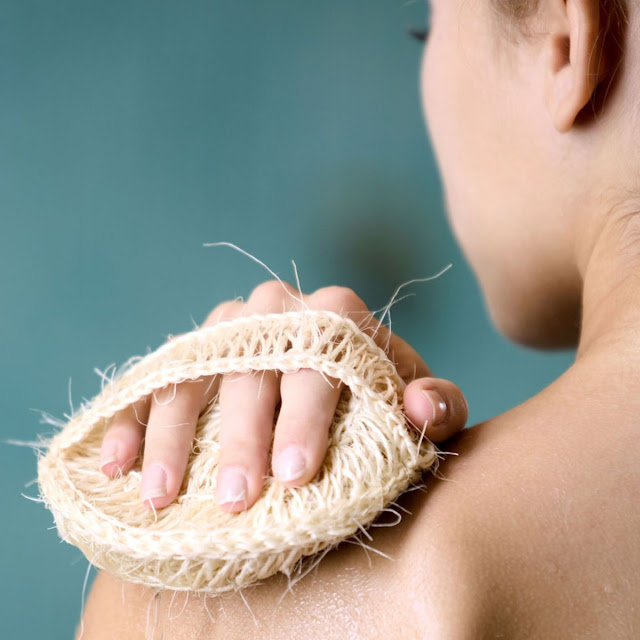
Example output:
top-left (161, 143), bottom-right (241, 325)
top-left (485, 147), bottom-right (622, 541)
top-left (77, 471), bottom-right (490, 640)
top-left (78, 369), bottom-right (640, 639)
top-left (77, 442), bottom-right (494, 640)
top-left (424, 367), bottom-right (640, 639)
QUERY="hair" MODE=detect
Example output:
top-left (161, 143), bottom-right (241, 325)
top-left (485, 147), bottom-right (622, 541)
top-left (491, 0), bottom-right (629, 41)
top-left (493, 0), bottom-right (539, 23)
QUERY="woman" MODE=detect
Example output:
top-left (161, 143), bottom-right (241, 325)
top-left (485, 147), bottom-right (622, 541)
top-left (80, 0), bottom-right (640, 636)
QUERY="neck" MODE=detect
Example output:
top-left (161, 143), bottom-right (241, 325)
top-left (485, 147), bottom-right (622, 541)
top-left (576, 204), bottom-right (640, 364)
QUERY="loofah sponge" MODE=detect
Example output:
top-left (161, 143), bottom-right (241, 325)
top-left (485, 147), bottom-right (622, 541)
top-left (36, 309), bottom-right (438, 594)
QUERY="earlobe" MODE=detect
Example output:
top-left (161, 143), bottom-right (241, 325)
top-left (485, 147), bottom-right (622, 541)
top-left (544, 0), bottom-right (608, 133)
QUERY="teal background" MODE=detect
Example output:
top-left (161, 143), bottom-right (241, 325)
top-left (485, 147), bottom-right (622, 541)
top-left (0, 1), bottom-right (574, 637)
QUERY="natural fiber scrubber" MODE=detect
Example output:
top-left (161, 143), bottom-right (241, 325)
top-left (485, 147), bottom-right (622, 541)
top-left (37, 309), bottom-right (438, 594)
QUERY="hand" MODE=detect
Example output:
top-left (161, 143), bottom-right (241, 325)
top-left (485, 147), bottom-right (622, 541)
top-left (99, 281), bottom-right (469, 512)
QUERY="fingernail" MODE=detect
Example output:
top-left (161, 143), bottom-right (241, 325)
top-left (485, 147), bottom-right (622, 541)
top-left (100, 441), bottom-right (118, 468)
top-left (216, 467), bottom-right (248, 505)
top-left (275, 446), bottom-right (307, 483)
top-left (421, 389), bottom-right (448, 426)
top-left (141, 463), bottom-right (167, 501)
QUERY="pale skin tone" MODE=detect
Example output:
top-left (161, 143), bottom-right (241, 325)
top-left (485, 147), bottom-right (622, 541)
top-left (99, 284), bottom-right (469, 512)
top-left (80, 0), bottom-right (640, 636)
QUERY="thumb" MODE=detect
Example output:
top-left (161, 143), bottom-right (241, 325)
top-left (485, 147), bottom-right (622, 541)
top-left (402, 377), bottom-right (469, 444)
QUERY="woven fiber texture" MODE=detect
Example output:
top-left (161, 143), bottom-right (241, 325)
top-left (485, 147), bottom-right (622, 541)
top-left (37, 309), bottom-right (438, 594)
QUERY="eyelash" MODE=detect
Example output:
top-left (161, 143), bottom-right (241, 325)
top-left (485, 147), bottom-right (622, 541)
top-left (406, 26), bottom-right (430, 43)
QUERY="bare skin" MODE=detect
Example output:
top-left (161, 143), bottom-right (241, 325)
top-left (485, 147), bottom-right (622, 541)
top-left (99, 283), bottom-right (469, 514)
top-left (79, 0), bottom-right (640, 636)
top-left (79, 341), bottom-right (640, 638)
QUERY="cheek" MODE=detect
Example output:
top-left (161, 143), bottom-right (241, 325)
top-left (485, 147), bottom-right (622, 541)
top-left (419, 27), bottom-right (522, 314)
top-left (419, 22), bottom-right (530, 269)
top-left (420, 35), bottom-right (489, 257)
top-left (419, 29), bottom-right (573, 345)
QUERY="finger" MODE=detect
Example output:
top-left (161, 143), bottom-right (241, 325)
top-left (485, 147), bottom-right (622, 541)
top-left (308, 286), bottom-right (432, 383)
top-left (139, 378), bottom-right (209, 509)
top-left (196, 298), bottom-right (243, 417)
top-left (213, 279), bottom-right (305, 512)
top-left (215, 369), bottom-right (281, 512)
top-left (376, 325), bottom-right (432, 380)
top-left (100, 396), bottom-right (150, 478)
top-left (201, 299), bottom-right (244, 327)
top-left (271, 368), bottom-right (343, 486)
top-left (198, 373), bottom-right (221, 412)
top-left (351, 318), bottom-right (434, 383)
top-left (402, 377), bottom-right (469, 443)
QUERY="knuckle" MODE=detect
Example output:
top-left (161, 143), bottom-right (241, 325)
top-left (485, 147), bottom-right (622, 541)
top-left (151, 383), bottom-right (178, 406)
top-left (144, 429), bottom-right (189, 452)
top-left (219, 437), bottom-right (268, 466)
top-left (203, 300), bottom-right (240, 326)
top-left (312, 285), bottom-right (366, 312)
top-left (107, 407), bottom-right (139, 432)
top-left (247, 279), bottom-right (292, 306)
top-left (104, 421), bottom-right (130, 439)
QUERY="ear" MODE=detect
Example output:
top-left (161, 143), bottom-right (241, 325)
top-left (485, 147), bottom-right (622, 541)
top-left (544, 0), bottom-right (609, 132)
